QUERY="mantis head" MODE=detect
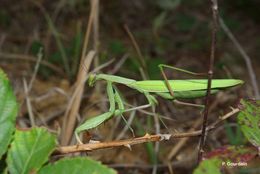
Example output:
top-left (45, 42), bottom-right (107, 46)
top-left (88, 74), bottom-right (97, 87)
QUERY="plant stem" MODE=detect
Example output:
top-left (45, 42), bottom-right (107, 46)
top-left (198, 0), bottom-right (218, 162)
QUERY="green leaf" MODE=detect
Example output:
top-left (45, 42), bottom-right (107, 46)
top-left (7, 127), bottom-right (56, 174)
top-left (38, 157), bottom-right (117, 174)
top-left (193, 158), bottom-right (222, 174)
top-left (0, 69), bottom-right (18, 159)
top-left (237, 99), bottom-right (260, 147)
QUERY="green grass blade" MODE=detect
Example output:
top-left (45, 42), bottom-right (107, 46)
top-left (43, 13), bottom-right (71, 79)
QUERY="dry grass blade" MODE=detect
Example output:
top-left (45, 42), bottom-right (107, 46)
top-left (124, 24), bottom-right (148, 77)
top-left (219, 17), bottom-right (260, 99)
top-left (23, 78), bottom-right (35, 126)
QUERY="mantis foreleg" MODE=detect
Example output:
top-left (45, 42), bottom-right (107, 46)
top-left (75, 81), bottom-right (116, 143)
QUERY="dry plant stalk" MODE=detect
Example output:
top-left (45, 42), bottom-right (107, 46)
top-left (60, 0), bottom-right (99, 145)
top-left (60, 51), bottom-right (95, 145)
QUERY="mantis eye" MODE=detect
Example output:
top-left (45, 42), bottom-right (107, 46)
top-left (88, 74), bottom-right (96, 86)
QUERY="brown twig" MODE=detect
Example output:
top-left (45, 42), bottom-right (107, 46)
top-left (56, 133), bottom-right (171, 154)
top-left (55, 107), bottom-right (240, 154)
top-left (198, 0), bottom-right (218, 162)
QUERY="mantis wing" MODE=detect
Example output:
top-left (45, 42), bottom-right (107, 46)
top-left (133, 79), bottom-right (243, 93)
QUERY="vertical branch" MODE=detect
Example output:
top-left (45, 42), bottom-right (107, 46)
top-left (198, 0), bottom-right (218, 161)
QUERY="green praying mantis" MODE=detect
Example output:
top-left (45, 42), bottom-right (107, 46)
top-left (75, 64), bottom-right (243, 142)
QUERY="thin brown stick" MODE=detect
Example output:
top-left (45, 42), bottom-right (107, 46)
top-left (91, 0), bottom-right (100, 68)
top-left (219, 17), bottom-right (259, 99)
top-left (198, 0), bottom-right (218, 162)
top-left (55, 107), bottom-right (239, 154)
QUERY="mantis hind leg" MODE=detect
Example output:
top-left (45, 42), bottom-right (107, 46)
top-left (158, 64), bottom-right (206, 108)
